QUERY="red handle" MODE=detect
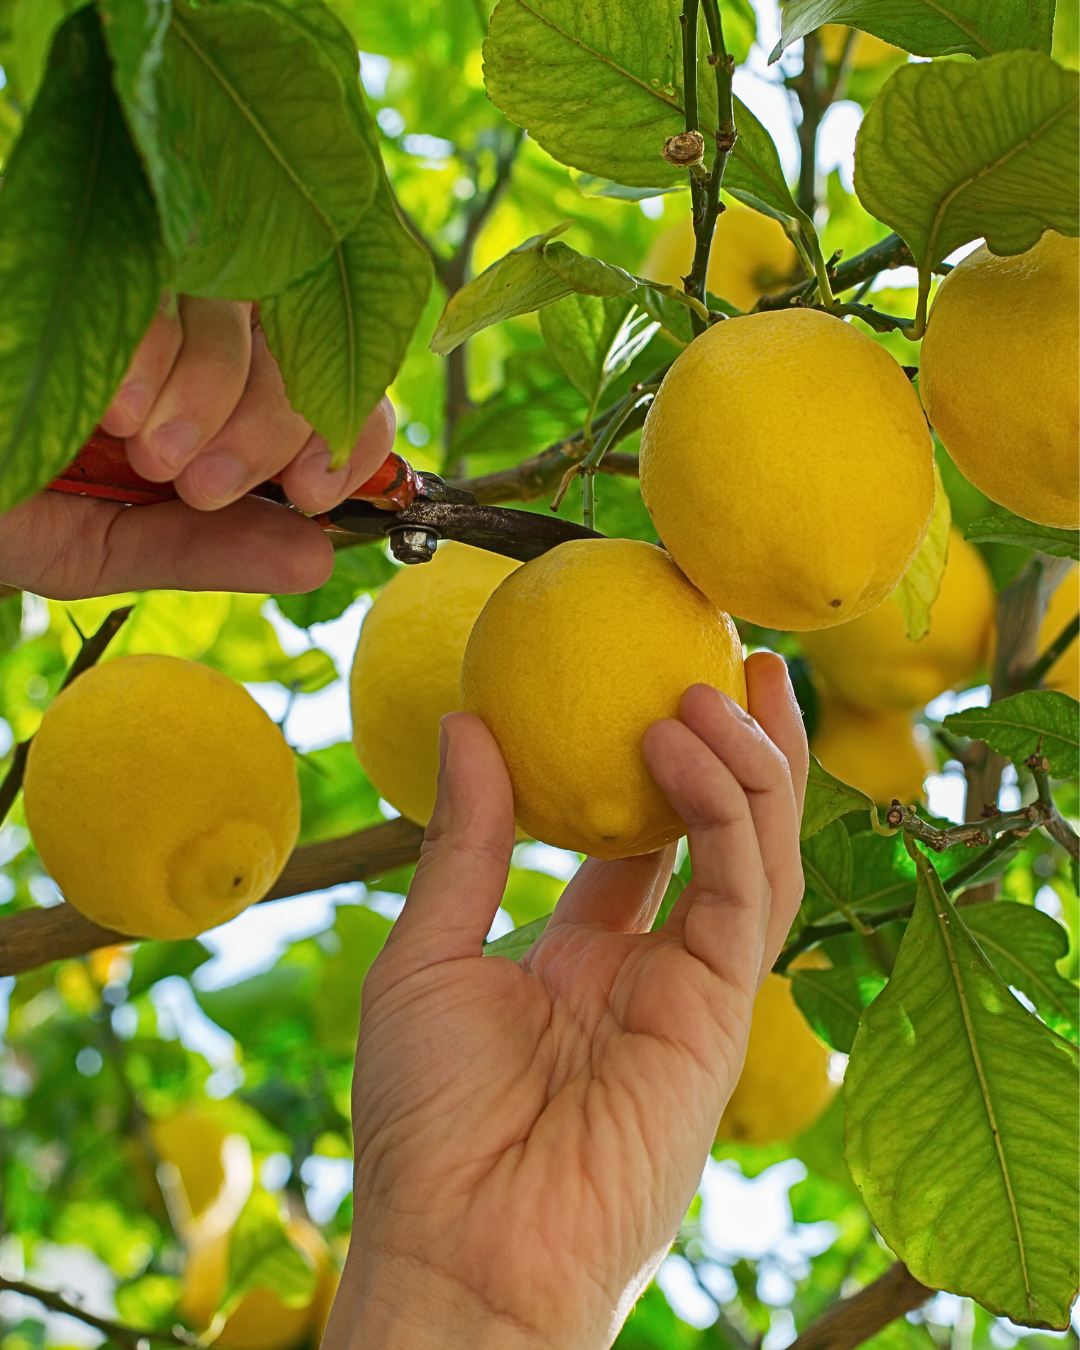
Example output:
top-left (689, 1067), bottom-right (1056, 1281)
top-left (47, 429), bottom-right (421, 514)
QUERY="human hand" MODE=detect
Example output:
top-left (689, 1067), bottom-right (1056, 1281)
top-left (332, 652), bottom-right (808, 1350)
top-left (0, 295), bottom-right (395, 599)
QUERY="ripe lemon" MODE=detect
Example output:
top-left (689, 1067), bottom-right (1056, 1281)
top-left (800, 528), bottom-right (996, 712)
top-left (920, 231), bottom-right (1079, 529)
top-left (716, 970), bottom-right (836, 1145)
top-left (811, 697), bottom-right (932, 806)
top-left (640, 201), bottom-right (799, 313)
top-left (350, 543), bottom-right (520, 825)
top-left (152, 1109), bottom-right (253, 1243)
top-left (181, 1216), bottom-right (328, 1350)
top-left (23, 655), bottom-right (298, 941)
top-left (639, 309), bottom-right (935, 631)
top-left (461, 538), bottom-right (746, 859)
top-left (818, 24), bottom-right (904, 67)
top-left (1039, 566), bottom-right (1079, 701)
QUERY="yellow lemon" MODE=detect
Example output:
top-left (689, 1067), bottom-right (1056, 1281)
top-left (640, 201), bottom-right (800, 312)
top-left (181, 1217), bottom-right (328, 1350)
top-left (818, 24), bottom-right (904, 67)
top-left (151, 1109), bottom-right (254, 1244)
top-left (639, 309), bottom-right (935, 631)
top-left (23, 656), bottom-right (298, 941)
top-left (1039, 565), bottom-right (1079, 701)
top-left (461, 538), bottom-right (746, 859)
top-left (717, 971), bottom-right (836, 1145)
top-left (811, 697), bottom-right (932, 806)
top-left (350, 543), bottom-right (520, 825)
top-left (801, 528), bottom-right (996, 712)
top-left (921, 231), bottom-right (1079, 529)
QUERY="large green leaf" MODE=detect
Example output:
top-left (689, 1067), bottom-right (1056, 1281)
top-left (845, 848), bottom-right (1079, 1326)
top-left (315, 904), bottom-right (393, 1052)
top-left (964, 900), bottom-right (1079, 1045)
top-left (854, 52), bottom-right (1079, 326)
top-left (791, 967), bottom-right (886, 1053)
top-left (274, 545), bottom-right (395, 629)
top-left (484, 914), bottom-right (551, 960)
top-left (889, 463), bottom-right (950, 641)
top-left (0, 8), bottom-right (168, 515)
top-left (222, 1189), bottom-right (316, 1316)
top-left (800, 754), bottom-right (875, 841)
top-left (104, 0), bottom-right (377, 297)
top-left (483, 0), bottom-right (799, 213)
top-left (965, 514), bottom-right (1080, 561)
top-left (943, 689), bottom-right (1079, 779)
top-left (296, 743), bottom-right (383, 846)
top-left (800, 819), bottom-right (854, 922)
top-left (127, 939), bottom-right (212, 1001)
top-left (771, 0), bottom-right (1054, 62)
top-left (539, 294), bottom-right (654, 407)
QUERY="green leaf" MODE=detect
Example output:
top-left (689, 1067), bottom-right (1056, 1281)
top-left (570, 172), bottom-right (684, 201)
top-left (800, 819), bottom-right (854, 920)
top-left (483, 0), bottom-right (799, 215)
top-left (854, 52), bottom-right (1079, 329)
top-left (943, 689), bottom-right (1079, 779)
top-left (771, 0), bottom-right (1054, 63)
top-left (801, 754), bottom-right (875, 841)
top-left (0, 8), bottom-right (168, 515)
top-left (964, 513), bottom-right (1080, 561)
top-left (501, 868), bottom-right (565, 927)
top-left (791, 967), bottom-right (886, 1053)
top-left (274, 546), bottom-right (395, 629)
top-left (296, 743), bottom-right (383, 846)
top-left (539, 294), bottom-right (646, 404)
top-left (889, 463), bottom-right (951, 641)
top-left (104, 0), bottom-right (378, 297)
top-left (262, 173), bottom-right (433, 466)
top-left (127, 939), bottom-right (211, 1001)
top-left (484, 914), bottom-right (551, 960)
top-left (4, 0), bottom-right (89, 109)
top-left (315, 904), bottom-right (393, 1052)
top-left (198, 595), bottom-right (336, 690)
top-left (964, 901), bottom-right (1079, 1044)
top-left (0, 593), bottom-right (21, 659)
top-left (844, 847), bottom-right (1079, 1326)
top-left (221, 1189), bottom-right (316, 1316)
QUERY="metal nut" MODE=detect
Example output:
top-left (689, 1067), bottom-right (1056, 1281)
top-left (389, 526), bottom-right (439, 564)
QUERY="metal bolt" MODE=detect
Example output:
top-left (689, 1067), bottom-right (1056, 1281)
top-left (389, 526), bottom-right (439, 564)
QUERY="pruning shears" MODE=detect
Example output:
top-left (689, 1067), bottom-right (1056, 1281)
top-left (47, 429), bottom-right (600, 564)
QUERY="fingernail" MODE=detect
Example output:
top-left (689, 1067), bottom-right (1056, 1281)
top-left (720, 690), bottom-right (754, 721)
top-left (114, 380), bottom-right (153, 425)
top-left (150, 420), bottom-right (200, 471)
top-left (189, 452), bottom-right (247, 506)
top-left (298, 448), bottom-right (351, 510)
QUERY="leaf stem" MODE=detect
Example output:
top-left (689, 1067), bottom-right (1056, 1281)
top-left (1018, 613), bottom-right (1078, 691)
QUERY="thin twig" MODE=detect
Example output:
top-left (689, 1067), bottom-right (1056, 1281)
top-left (883, 800), bottom-right (1046, 853)
top-left (0, 605), bottom-right (132, 827)
top-left (756, 233), bottom-right (913, 312)
top-left (0, 1276), bottom-right (197, 1348)
top-left (1027, 751), bottom-right (1080, 861)
top-left (1018, 613), bottom-right (1079, 692)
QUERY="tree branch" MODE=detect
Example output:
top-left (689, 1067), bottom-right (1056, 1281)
top-left (756, 233), bottom-right (913, 311)
top-left (1027, 752), bottom-right (1079, 861)
top-left (0, 817), bottom-right (425, 977)
top-left (1018, 613), bottom-right (1079, 692)
top-left (786, 1262), bottom-right (933, 1350)
top-left (0, 1276), bottom-right (197, 1348)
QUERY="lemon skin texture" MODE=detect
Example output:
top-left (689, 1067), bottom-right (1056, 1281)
top-left (461, 538), bottom-right (746, 859)
top-left (818, 24), bottom-right (903, 67)
top-left (801, 528), bottom-right (995, 712)
top-left (640, 202), bottom-right (799, 313)
top-left (811, 697), bottom-right (932, 806)
top-left (639, 309), bottom-right (935, 631)
top-left (920, 231), bottom-right (1079, 530)
top-left (23, 655), bottom-right (299, 941)
top-left (350, 543), bottom-right (520, 825)
top-left (1039, 565), bottom-right (1079, 701)
top-left (716, 971), bottom-right (836, 1145)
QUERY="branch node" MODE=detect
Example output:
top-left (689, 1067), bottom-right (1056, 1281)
top-left (661, 130), bottom-right (705, 167)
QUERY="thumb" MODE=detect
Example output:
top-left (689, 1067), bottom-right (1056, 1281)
top-left (380, 711), bottom-right (515, 974)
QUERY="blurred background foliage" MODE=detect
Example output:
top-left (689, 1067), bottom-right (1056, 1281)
top-left (0, 0), bottom-right (1077, 1348)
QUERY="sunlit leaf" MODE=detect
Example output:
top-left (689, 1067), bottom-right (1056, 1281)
top-left (943, 689), bottom-right (1079, 779)
top-left (889, 462), bottom-right (951, 641)
top-left (791, 967), bottom-right (886, 1053)
top-left (222, 1189), bottom-right (316, 1316)
top-left (483, 914), bottom-right (551, 960)
top-left (801, 754), bottom-right (875, 841)
top-left (963, 900), bottom-right (1079, 1044)
top-left (315, 904), bottom-right (393, 1051)
top-left (964, 513), bottom-right (1080, 561)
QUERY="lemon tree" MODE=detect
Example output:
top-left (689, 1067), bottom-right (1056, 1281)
top-left (0, 1), bottom-right (1077, 1348)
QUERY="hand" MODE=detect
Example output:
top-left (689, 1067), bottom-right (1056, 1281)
top-left (0, 295), bottom-right (395, 599)
top-left (331, 653), bottom-right (808, 1350)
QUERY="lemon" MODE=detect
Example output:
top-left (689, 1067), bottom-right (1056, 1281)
top-left (818, 24), bottom-right (904, 67)
top-left (23, 655), bottom-right (299, 941)
top-left (350, 543), bottom-right (520, 825)
top-left (716, 970), bottom-right (836, 1145)
top-left (811, 696), bottom-right (932, 806)
top-left (639, 309), bottom-right (935, 631)
top-left (640, 201), bottom-right (799, 313)
top-left (151, 1109), bottom-right (254, 1244)
top-left (921, 231), bottom-right (1079, 529)
top-left (800, 528), bottom-right (996, 712)
top-left (1039, 566), bottom-right (1079, 701)
top-left (461, 538), bottom-right (746, 859)
top-left (181, 1217), bottom-right (328, 1350)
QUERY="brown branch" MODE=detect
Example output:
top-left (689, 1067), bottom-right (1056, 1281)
top-left (0, 1275), bottom-right (197, 1348)
top-left (757, 233), bottom-right (914, 311)
top-left (1027, 752), bottom-right (1080, 862)
top-left (883, 800), bottom-right (1046, 853)
top-left (787, 1262), bottom-right (933, 1350)
top-left (0, 817), bottom-right (425, 977)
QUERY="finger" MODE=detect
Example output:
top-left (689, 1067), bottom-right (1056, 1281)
top-left (745, 650), bottom-right (809, 819)
top-left (675, 682), bottom-right (804, 976)
top-left (382, 712), bottom-right (515, 974)
top-left (174, 322), bottom-right (310, 511)
top-left (546, 844), bottom-right (677, 935)
top-left (0, 492), bottom-right (334, 598)
top-left (278, 396), bottom-right (397, 515)
top-left (127, 297), bottom-right (253, 482)
top-left (100, 294), bottom-right (183, 438)
top-left (641, 713), bottom-right (770, 996)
